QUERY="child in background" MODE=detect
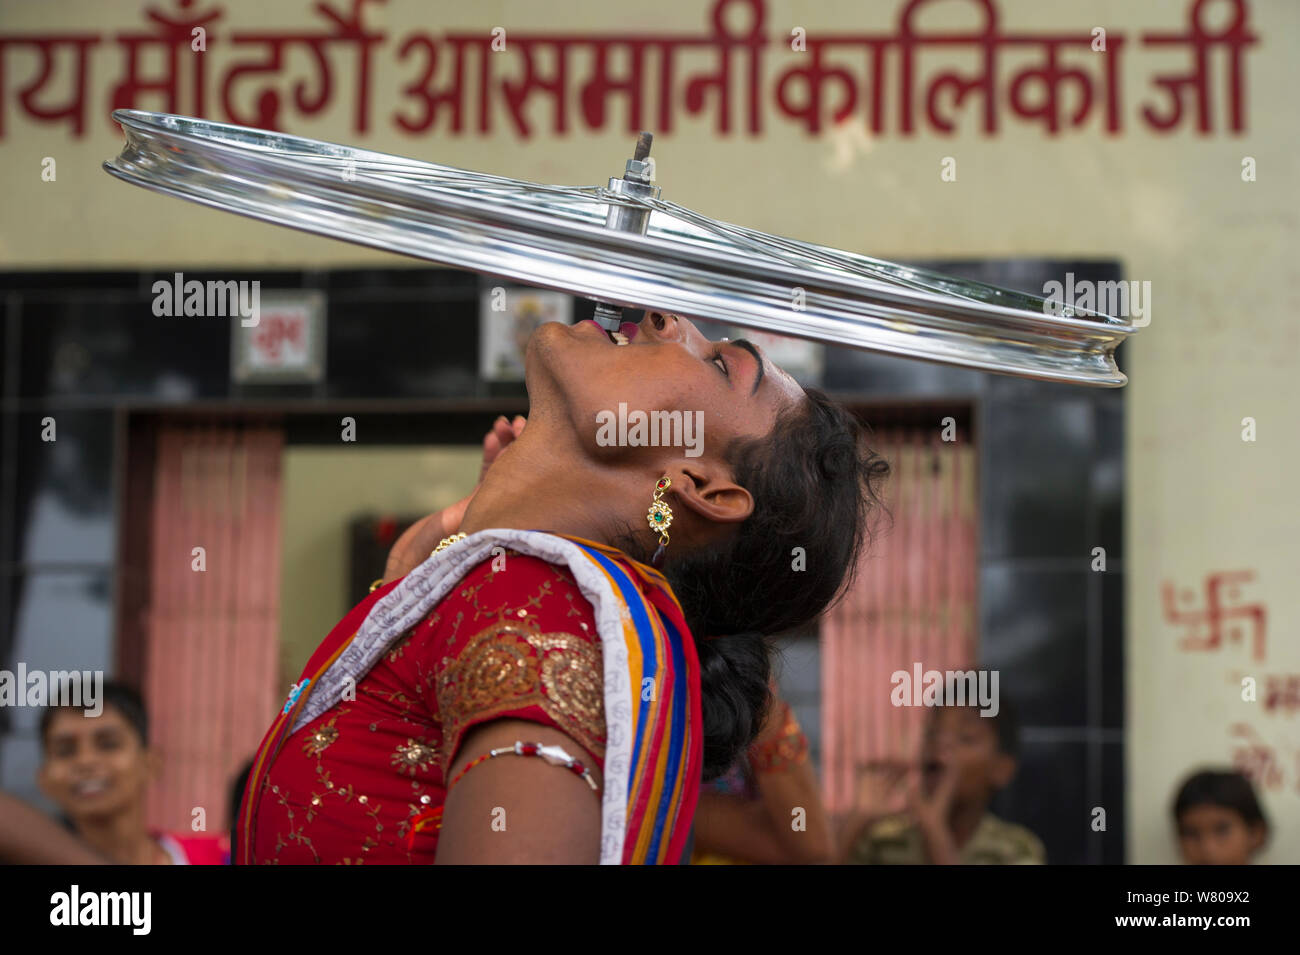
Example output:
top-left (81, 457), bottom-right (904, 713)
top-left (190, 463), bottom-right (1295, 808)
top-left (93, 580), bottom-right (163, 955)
top-left (841, 696), bottom-right (1044, 864)
top-left (38, 681), bottom-right (227, 864)
top-left (1172, 769), bottom-right (1269, 865)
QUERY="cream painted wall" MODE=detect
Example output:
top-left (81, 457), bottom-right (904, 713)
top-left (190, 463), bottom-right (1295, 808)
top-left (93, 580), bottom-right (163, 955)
top-left (278, 446), bottom-right (481, 682)
top-left (3, 0), bottom-right (1296, 862)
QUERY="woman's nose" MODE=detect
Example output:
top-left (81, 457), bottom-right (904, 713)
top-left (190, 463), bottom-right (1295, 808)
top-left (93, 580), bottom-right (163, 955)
top-left (643, 311), bottom-right (685, 342)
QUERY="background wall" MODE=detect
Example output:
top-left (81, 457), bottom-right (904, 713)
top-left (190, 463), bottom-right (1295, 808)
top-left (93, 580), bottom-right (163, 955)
top-left (279, 445), bottom-right (480, 679)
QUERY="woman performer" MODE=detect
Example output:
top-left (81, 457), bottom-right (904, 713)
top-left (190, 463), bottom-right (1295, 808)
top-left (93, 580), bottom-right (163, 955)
top-left (237, 311), bottom-right (888, 864)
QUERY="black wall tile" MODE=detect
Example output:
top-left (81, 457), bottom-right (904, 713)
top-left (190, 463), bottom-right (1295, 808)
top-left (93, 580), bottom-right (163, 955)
top-left (8, 411), bottom-right (115, 567)
top-left (1101, 571), bottom-right (1125, 729)
top-left (319, 267), bottom-right (478, 294)
top-left (823, 347), bottom-right (985, 396)
top-left (326, 297), bottom-right (480, 398)
top-left (981, 565), bottom-right (1089, 728)
top-left (1101, 741), bottom-right (1126, 864)
top-left (991, 738), bottom-right (1088, 865)
top-left (139, 269), bottom-right (305, 290)
top-left (1, 297), bottom-right (9, 398)
top-left (19, 296), bottom-right (231, 399)
top-left (981, 399), bottom-right (1093, 559)
top-left (0, 272), bottom-right (140, 292)
top-left (1093, 399), bottom-right (1124, 562)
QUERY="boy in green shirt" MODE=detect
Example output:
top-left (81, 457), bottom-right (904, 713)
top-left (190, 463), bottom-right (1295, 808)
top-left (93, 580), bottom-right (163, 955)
top-left (842, 697), bottom-right (1045, 865)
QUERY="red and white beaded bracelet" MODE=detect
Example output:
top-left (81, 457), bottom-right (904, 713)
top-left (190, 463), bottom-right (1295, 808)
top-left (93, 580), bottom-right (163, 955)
top-left (449, 741), bottom-right (600, 794)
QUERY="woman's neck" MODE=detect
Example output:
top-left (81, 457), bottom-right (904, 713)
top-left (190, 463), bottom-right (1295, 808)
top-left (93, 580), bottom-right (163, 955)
top-left (458, 423), bottom-right (641, 547)
top-left (75, 803), bottom-right (163, 865)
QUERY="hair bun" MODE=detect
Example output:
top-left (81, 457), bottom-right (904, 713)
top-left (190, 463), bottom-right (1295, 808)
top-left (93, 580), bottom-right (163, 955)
top-left (695, 631), bottom-right (772, 781)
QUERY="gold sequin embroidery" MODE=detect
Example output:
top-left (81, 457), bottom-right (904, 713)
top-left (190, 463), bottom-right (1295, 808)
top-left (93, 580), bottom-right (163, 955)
top-left (436, 623), bottom-right (605, 771)
top-left (302, 723), bottom-right (339, 758)
top-left (391, 739), bottom-right (439, 777)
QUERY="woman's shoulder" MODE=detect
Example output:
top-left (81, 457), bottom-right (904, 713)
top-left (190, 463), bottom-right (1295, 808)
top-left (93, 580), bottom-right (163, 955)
top-left (448, 549), bottom-right (599, 631)
top-left (428, 549), bottom-right (607, 770)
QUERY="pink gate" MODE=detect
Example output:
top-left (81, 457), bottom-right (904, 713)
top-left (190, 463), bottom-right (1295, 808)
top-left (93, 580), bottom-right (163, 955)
top-left (820, 426), bottom-right (978, 815)
top-left (141, 422), bottom-right (284, 835)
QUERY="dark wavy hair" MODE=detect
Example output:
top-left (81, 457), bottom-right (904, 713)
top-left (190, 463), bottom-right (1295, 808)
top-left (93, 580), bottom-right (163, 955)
top-left (1173, 769), bottom-right (1270, 837)
top-left (39, 680), bottom-right (149, 749)
top-left (619, 387), bottom-right (890, 780)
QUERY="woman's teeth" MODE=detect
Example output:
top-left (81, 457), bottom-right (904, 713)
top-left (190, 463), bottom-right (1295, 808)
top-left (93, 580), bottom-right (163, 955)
top-left (73, 779), bottom-right (109, 797)
top-left (584, 319), bottom-right (630, 345)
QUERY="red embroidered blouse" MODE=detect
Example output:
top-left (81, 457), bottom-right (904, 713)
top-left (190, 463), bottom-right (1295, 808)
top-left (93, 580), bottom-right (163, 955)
top-left (247, 552), bottom-right (606, 864)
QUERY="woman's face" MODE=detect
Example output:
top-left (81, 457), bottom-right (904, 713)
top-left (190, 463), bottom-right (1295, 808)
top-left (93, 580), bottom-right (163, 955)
top-left (39, 706), bottom-right (153, 824)
top-left (526, 311), bottom-right (805, 465)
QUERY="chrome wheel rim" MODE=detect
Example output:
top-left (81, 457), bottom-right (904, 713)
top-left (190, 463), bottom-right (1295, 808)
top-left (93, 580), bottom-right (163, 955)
top-left (104, 109), bottom-right (1136, 386)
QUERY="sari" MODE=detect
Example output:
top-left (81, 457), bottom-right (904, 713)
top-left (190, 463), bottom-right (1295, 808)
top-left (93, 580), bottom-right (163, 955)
top-left (236, 529), bottom-right (702, 864)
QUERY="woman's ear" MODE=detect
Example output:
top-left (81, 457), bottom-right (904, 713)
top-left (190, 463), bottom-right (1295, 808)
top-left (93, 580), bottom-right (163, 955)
top-left (667, 464), bottom-right (753, 526)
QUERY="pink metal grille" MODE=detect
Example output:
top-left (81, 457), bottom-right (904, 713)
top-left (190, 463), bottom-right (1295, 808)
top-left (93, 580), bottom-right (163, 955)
top-left (821, 427), bottom-right (978, 815)
top-left (142, 423), bottom-right (283, 834)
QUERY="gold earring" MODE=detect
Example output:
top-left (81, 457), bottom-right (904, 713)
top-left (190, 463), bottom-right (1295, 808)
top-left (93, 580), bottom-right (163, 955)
top-left (647, 476), bottom-right (673, 568)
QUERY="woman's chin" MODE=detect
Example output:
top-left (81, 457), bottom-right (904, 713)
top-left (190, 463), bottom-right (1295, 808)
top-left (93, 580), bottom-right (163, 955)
top-left (527, 320), bottom-right (609, 381)
top-left (524, 320), bottom-right (568, 361)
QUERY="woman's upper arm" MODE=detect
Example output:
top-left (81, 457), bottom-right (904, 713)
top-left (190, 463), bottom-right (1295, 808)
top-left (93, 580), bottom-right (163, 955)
top-left (433, 718), bottom-right (603, 864)
top-left (425, 555), bottom-right (609, 863)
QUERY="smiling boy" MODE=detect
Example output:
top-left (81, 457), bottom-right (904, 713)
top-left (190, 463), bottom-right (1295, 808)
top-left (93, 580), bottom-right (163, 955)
top-left (39, 681), bottom-right (227, 865)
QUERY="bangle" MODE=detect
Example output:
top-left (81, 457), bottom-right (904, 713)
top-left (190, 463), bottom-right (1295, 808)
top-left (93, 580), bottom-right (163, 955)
top-left (369, 577), bottom-right (385, 593)
top-left (449, 741), bottom-right (600, 794)
top-left (431, 532), bottom-right (468, 558)
top-left (405, 741), bottom-right (600, 851)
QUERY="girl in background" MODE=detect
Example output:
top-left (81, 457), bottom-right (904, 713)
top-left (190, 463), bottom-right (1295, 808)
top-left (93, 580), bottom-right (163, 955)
top-left (1173, 768), bottom-right (1269, 865)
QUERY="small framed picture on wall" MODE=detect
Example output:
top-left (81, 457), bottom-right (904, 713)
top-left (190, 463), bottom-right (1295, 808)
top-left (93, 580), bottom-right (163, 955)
top-left (478, 286), bottom-right (573, 382)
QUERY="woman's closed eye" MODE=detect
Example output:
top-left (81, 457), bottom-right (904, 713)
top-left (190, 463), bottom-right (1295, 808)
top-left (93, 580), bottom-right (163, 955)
top-left (710, 347), bottom-right (729, 377)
